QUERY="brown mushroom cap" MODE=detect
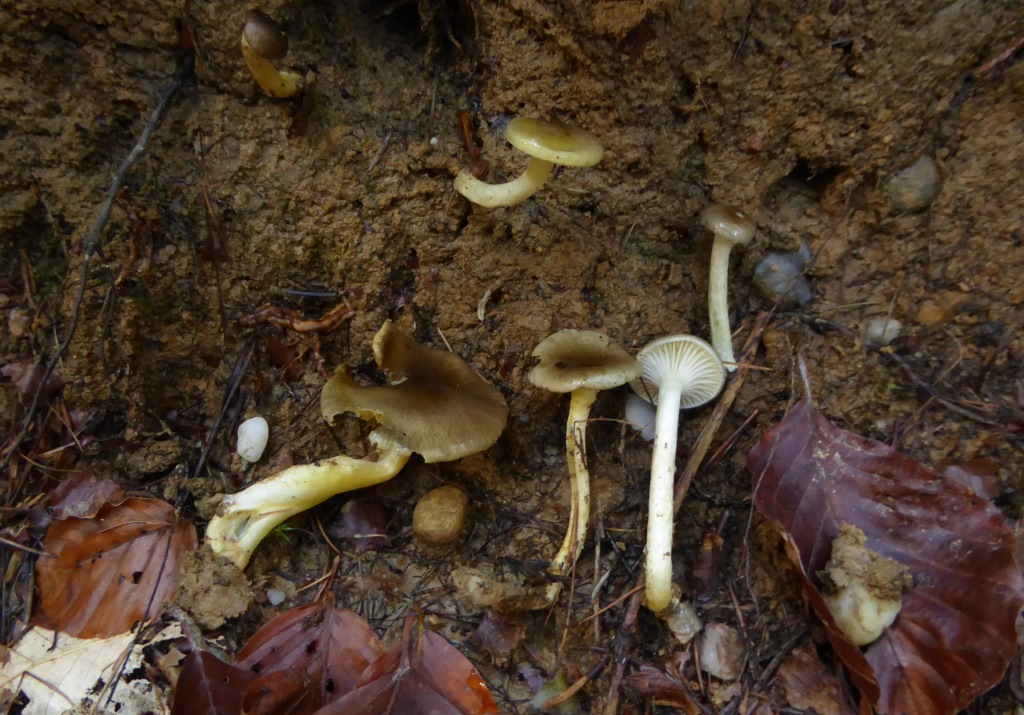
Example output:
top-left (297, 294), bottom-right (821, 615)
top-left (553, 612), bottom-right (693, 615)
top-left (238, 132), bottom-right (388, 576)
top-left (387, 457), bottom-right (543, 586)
top-left (529, 330), bottom-right (641, 393)
top-left (321, 321), bottom-right (508, 463)
top-left (243, 10), bottom-right (289, 60)
top-left (700, 204), bottom-right (756, 247)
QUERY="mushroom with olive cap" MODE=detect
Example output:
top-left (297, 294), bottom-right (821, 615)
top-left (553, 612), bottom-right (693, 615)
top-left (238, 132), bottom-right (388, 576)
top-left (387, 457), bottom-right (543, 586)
top-left (529, 330), bottom-right (641, 575)
top-left (701, 204), bottom-right (757, 371)
top-left (630, 334), bottom-right (725, 612)
top-left (454, 118), bottom-right (603, 208)
top-left (205, 321), bottom-right (508, 568)
top-left (241, 10), bottom-right (303, 98)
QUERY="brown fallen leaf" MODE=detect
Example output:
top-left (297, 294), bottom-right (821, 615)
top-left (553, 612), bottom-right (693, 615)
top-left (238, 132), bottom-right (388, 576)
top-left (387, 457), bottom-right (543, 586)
top-left (2, 361), bottom-right (63, 403)
top-left (777, 641), bottom-right (856, 715)
top-left (328, 498), bottom-right (392, 552)
top-left (623, 664), bottom-right (700, 714)
top-left (35, 498), bottom-right (198, 638)
top-left (234, 601), bottom-right (385, 713)
top-left (748, 399), bottom-right (1024, 714)
top-left (48, 469), bottom-right (125, 520)
top-left (466, 610), bottom-right (526, 659)
top-left (314, 613), bottom-right (499, 715)
top-left (171, 650), bottom-right (255, 715)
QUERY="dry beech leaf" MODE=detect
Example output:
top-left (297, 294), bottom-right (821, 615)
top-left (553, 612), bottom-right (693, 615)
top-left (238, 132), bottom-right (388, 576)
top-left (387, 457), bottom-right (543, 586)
top-left (235, 601), bottom-right (385, 713)
top-left (48, 469), bottom-right (125, 520)
top-left (0, 624), bottom-right (181, 714)
top-left (329, 498), bottom-right (392, 552)
top-left (748, 400), bottom-right (1024, 714)
top-left (316, 614), bottom-right (499, 715)
top-left (466, 610), bottom-right (526, 659)
top-left (36, 497), bottom-right (198, 638)
top-left (624, 664), bottom-right (700, 714)
top-left (777, 641), bottom-right (856, 715)
top-left (171, 650), bottom-right (255, 715)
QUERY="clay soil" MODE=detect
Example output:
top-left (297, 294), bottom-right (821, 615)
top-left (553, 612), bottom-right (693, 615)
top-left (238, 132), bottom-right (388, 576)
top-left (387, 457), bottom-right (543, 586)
top-left (2, 0), bottom-right (1024, 712)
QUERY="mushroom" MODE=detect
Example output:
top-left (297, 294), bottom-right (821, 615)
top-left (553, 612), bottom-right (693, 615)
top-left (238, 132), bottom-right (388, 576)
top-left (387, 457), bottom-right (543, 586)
top-left (529, 330), bottom-right (641, 575)
top-left (241, 10), bottom-right (303, 98)
top-left (454, 118), bottom-right (603, 208)
top-left (630, 334), bottom-right (725, 612)
top-left (701, 204), bottom-right (756, 371)
top-left (206, 321), bottom-right (508, 568)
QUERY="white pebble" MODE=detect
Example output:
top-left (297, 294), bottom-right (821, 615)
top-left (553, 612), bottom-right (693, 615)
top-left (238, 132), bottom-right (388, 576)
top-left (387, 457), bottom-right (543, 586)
top-left (265, 588), bottom-right (286, 606)
top-left (863, 317), bottom-right (902, 348)
top-left (237, 416), bottom-right (269, 463)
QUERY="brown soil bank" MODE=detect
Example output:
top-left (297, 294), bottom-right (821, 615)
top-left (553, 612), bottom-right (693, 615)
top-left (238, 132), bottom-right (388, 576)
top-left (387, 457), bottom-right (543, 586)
top-left (2, 0), bottom-right (1023, 712)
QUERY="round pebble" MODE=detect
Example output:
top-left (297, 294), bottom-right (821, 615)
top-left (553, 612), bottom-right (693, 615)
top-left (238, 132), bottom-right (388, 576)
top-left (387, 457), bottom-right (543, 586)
top-left (413, 485), bottom-right (469, 545)
top-left (237, 415), bottom-right (269, 463)
top-left (884, 155), bottom-right (940, 212)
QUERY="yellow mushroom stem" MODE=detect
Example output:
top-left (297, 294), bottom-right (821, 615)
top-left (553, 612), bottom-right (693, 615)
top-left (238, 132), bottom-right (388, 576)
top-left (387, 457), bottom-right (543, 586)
top-left (206, 433), bottom-right (409, 568)
top-left (548, 387), bottom-right (597, 576)
top-left (453, 158), bottom-right (555, 208)
top-left (241, 35), bottom-right (303, 99)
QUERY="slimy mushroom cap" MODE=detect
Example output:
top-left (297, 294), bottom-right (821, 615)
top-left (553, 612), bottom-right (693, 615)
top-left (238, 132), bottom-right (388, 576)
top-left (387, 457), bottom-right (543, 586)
top-left (529, 329), bottom-right (640, 393)
top-left (505, 118), bottom-right (604, 168)
top-left (700, 204), bottom-right (756, 247)
top-left (243, 10), bottom-right (289, 60)
top-left (630, 334), bottom-right (725, 408)
top-left (321, 321), bottom-right (508, 463)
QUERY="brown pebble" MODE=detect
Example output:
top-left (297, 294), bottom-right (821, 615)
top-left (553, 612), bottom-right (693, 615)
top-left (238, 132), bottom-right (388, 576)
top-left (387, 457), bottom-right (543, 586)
top-left (413, 485), bottom-right (469, 545)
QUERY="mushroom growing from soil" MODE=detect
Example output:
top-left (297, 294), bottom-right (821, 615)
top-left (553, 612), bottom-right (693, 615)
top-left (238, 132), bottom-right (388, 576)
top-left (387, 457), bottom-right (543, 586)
top-left (701, 204), bottom-right (756, 371)
top-left (205, 321), bottom-right (508, 568)
top-left (630, 335), bottom-right (725, 612)
top-left (529, 330), bottom-right (641, 575)
top-left (454, 118), bottom-right (603, 208)
top-left (241, 10), bottom-right (303, 98)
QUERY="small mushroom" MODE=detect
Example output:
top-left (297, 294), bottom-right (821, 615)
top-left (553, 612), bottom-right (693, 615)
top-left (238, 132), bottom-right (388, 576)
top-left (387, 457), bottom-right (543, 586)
top-left (241, 10), bottom-right (303, 98)
top-left (630, 335), bottom-right (725, 612)
top-left (454, 118), bottom-right (603, 208)
top-left (701, 204), bottom-right (756, 371)
top-left (529, 330), bottom-right (641, 575)
top-left (206, 321), bottom-right (508, 568)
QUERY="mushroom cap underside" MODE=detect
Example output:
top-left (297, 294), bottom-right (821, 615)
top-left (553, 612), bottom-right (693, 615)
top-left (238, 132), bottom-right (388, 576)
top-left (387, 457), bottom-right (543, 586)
top-left (629, 334), bottom-right (725, 408)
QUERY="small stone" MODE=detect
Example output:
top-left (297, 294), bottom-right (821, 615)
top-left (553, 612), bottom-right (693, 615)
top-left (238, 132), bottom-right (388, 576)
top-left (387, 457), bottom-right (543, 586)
top-left (236, 416), bottom-right (269, 463)
top-left (7, 307), bottom-right (32, 338)
top-left (862, 317), bottom-right (902, 347)
top-left (885, 155), bottom-right (940, 212)
top-left (413, 485), bottom-right (469, 545)
top-left (698, 623), bottom-right (745, 681)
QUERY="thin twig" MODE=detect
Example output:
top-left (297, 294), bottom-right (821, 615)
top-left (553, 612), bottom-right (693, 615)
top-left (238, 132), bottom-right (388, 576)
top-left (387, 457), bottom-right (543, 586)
top-left (191, 334), bottom-right (256, 479)
top-left (1, 54), bottom-right (194, 472)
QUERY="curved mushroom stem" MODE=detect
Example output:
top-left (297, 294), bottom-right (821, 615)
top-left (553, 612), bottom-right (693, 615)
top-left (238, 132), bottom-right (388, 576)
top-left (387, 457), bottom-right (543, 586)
top-left (206, 434), bottom-right (410, 568)
top-left (708, 238), bottom-right (738, 371)
top-left (646, 385), bottom-right (682, 613)
top-left (548, 387), bottom-right (597, 576)
top-left (453, 157), bottom-right (555, 208)
top-left (241, 36), bottom-right (302, 98)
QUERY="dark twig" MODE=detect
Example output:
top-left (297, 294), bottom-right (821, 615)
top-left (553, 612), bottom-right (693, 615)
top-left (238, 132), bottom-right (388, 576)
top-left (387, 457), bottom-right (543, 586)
top-left (191, 334), bottom-right (256, 479)
top-left (0, 54), bottom-right (194, 472)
